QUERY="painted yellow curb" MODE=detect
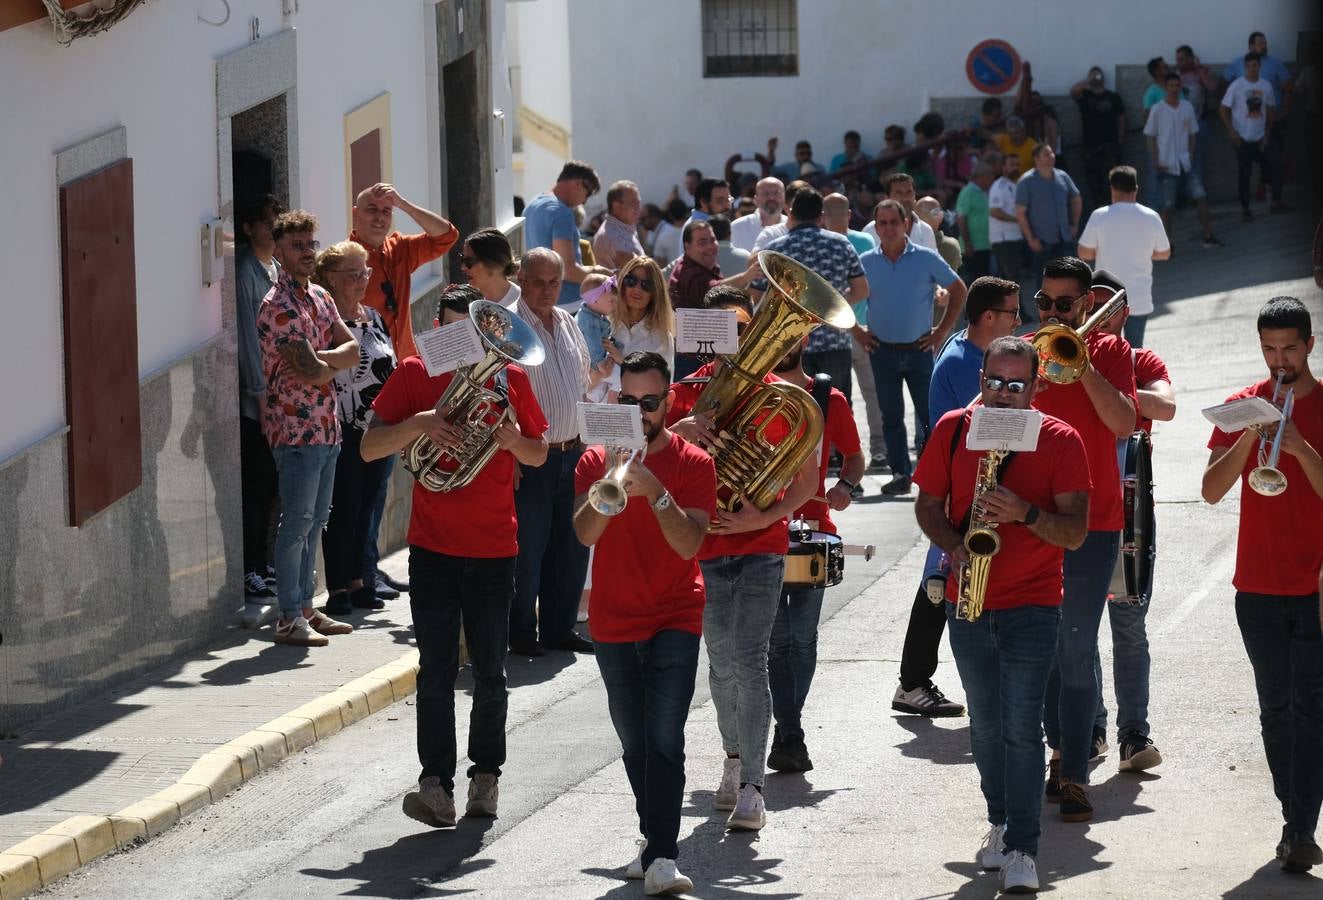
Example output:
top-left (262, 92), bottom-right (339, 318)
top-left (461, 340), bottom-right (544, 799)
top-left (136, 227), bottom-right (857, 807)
top-left (0, 647), bottom-right (421, 898)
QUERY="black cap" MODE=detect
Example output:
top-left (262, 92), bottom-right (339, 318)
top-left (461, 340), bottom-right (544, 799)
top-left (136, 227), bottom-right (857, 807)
top-left (1091, 267), bottom-right (1126, 298)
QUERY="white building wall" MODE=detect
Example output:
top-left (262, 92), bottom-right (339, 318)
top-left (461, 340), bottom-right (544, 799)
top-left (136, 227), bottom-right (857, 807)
top-left (507, 0), bottom-right (572, 200)
top-left (0, 0), bottom-right (441, 463)
top-left (539, 0), bottom-right (1312, 207)
top-left (489, 0), bottom-right (517, 228)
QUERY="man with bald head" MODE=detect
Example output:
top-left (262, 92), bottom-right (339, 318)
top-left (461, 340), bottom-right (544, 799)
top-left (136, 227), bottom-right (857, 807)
top-left (731, 177), bottom-right (787, 252)
top-left (592, 180), bottom-right (646, 270)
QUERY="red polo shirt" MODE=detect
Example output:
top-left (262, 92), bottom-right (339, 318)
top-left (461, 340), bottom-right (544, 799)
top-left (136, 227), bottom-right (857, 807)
top-left (352, 228), bottom-right (459, 362)
top-left (1133, 347), bottom-right (1170, 435)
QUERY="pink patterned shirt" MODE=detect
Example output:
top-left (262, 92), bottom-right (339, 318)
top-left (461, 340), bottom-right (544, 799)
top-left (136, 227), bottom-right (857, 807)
top-left (256, 272), bottom-right (343, 447)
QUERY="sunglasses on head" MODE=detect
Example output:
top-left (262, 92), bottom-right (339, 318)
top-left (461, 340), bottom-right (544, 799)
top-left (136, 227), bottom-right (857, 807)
top-left (621, 273), bottom-right (652, 291)
top-left (617, 394), bottom-right (664, 412)
top-left (1034, 291), bottom-right (1085, 314)
top-left (983, 376), bottom-right (1029, 394)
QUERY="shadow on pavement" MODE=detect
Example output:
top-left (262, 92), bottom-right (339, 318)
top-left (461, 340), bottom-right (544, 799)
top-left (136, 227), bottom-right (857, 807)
top-left (499, 649), bottom-right (578, 691)
top-left (1223, 859), bottom-right (1322, 897)
top-left (762, 772), bottom-right (842, 814)
top-left (300, 816), bottom-right (495, 898)
top-left (200, 643), bottom-right (313, 686)
top-left (893, 715), bottom-right (973, 765)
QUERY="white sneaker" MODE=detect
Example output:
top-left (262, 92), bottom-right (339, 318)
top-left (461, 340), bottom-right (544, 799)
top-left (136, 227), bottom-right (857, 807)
top-left (714, 757), bottom-right (740, 810)
top-left (273, 615), bottom-right (328, 647)
top-left (643, 858), bottom-right (693, 896)
top-left (977, 823), bottom-right (1008, 870)
top-left (465, 773), bottom-right (498, 817)
top-left (626, 839), bottom-right (647, 879)
top-left (402, 776), bottom-right (456, 827)
top-left (1000, 850), bottom-right (1040, 893)
top-left (726, 784), bottom-right (766, 831)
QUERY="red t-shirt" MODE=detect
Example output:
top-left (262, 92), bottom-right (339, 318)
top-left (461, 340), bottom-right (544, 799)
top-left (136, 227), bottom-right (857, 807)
top-left (1030, 331), bottom-right (1135, 530)
top-left (371, 356), bottom-right (547, 558)
top-left (574, 434), bottom-right (718, 641)
top-left (792, 380), bottom-right (861, 535)
top-left (353, 228), bottom-right (459, 362)
top-left (914, 408), bottom-right (1092, 609)
top-left (1207, 379), bottom-right (1323, 596)
top-left (1133, 348), bottom-right (1170, 435)
top-left (668, 361), bottom-right (791, 559)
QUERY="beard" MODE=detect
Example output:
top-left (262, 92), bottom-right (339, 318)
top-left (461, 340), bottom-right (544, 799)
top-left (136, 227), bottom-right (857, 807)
top-left (642, 418), bottom-right (663, 441)
top-left (773, 347), bottom-right (803, 373)
top-left (760, 201), bottom-right (782, 218)
top-left (1278, 366), bottom-right (1301, 384)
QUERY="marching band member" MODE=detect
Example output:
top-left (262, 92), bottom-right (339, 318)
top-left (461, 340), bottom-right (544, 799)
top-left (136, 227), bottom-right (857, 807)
top-left (1091, 269), bottom-right (1176, 774)
top-left (1202, 296), bottom-right (1323, 874)
top-left (573, 351), bottom-right (717, 896)
top-left (1031, 256), bottom-right (1137, 823)
top-left (362, 284), bottom-right (549, 828)
top-left (765, 335), bottom-right (864, 772)
top-left (914, 336), bottom-right (1091, 894)
top-left (668, 285), bottom-right (818, 831)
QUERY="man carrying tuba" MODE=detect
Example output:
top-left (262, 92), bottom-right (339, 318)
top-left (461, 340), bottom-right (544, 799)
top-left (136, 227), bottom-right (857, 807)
top-left (362, 284), bottom-right (549, 829)
top-left (914, 336), bottom-right (1090, 894)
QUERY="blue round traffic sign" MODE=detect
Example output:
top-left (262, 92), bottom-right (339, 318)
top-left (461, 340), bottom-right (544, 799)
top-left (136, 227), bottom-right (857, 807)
top-left (966, 39), bottom-right (1021, 95)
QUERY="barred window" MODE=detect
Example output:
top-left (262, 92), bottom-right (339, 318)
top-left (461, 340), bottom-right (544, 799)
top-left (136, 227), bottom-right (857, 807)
top-left (701, 0), bottom-right (798, 78)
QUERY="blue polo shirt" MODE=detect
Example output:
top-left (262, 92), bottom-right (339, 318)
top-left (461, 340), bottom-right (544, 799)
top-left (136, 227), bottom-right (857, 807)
top-left (523, 192), bottom-right (581, 305)
top-left (1014, 168), bottom-right (1079, 245)
top-left (928, 332), bottom-right (984, 423)
top-left (859, 240), bottom-right (957, 343)
top-left (845, 230), bottom-right (876, 322)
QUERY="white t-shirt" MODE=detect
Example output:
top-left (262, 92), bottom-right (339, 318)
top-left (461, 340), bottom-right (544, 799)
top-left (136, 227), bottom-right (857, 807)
top-left (1076, 202), bottom-right (1170, 316)
top-left (752, 221), bottom-right (789, 252)
top-left (1143, 99), bottom-right (1199, 173)
top-left (987, 176), bottom-right (1021, 243)
top-left (651, 221), bottom-right (683, 266)
top-left (1221, 76), bottom-right (1276, 142)
top-left (862, 216), bottom-right (937, 251)
top-left (497, 281), bottom-right (521, 308)
top-left (731, 212), bottom-right (785, 252)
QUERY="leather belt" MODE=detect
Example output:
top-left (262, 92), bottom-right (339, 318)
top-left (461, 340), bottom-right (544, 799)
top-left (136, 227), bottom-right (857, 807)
top-left (547, 436), bottom-right (582, 452)
top-left (878, 340), bottom-right (923, 351)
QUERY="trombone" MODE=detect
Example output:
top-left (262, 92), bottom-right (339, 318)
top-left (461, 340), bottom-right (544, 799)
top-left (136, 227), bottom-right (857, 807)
top-left (1032, 288), bottom-right (1127, 385)
top-left (1249, 370), bottom-right (1294, 497)
top-left (588, 447), bottom-right (643, 516)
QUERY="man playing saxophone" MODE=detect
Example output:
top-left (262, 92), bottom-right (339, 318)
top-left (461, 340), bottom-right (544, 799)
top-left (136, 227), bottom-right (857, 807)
top-left (913, 336), bottom-right (1090, 894)
top-left (362, 284), bottom-right (549, 828)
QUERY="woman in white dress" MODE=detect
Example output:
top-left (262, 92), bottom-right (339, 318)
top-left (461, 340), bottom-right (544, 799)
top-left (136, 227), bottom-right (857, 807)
top-left (607, 256), bottom-right (675, 385)
top-left (460, 227), bottom-right (521, 307)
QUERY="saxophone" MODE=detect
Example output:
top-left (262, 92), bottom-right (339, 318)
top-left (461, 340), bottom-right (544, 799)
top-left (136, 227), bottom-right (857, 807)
top-left (955, 447), bottom-right (1007, 622)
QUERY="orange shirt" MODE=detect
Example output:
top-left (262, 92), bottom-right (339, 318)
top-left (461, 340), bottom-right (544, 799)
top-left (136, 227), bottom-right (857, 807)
top-left (351, 228), bottom-right (459, 361)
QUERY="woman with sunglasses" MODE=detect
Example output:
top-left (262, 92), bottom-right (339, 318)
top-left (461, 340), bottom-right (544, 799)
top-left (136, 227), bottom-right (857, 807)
top-left (459, 227), bottom-right (522, 308)
top-left (314, 240), bottom-right (397, 616)
top-left (608, 257), bottom-right (676, 390)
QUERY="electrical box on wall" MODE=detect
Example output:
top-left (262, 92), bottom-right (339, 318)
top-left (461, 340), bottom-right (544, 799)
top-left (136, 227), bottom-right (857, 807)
top-left (200, 218), bottom-right (223, 286)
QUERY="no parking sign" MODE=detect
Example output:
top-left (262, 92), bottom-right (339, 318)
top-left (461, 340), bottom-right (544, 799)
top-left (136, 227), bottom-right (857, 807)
top-left (966, 39), bottom-right (1021, 94)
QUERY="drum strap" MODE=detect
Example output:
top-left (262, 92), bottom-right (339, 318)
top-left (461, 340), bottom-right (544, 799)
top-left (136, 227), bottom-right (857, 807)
top-left (950, 411), bottom-right (1018, 534)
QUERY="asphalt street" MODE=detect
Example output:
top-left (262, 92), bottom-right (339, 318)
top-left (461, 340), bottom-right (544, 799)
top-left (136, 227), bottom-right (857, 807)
top-left (40, 207), bottom-right (1323, 898)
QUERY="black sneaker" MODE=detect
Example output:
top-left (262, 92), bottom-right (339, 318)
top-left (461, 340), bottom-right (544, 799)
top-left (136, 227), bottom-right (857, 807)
top-left (508, 638), bottom-right (546, 658)
top-left (377, 569), bottom-right (410, 592)
top-left (1118, 734), bottom-right (1162, 772)
top-left (374, 576), bottom-right (401, 600)
top-left (767, 733), bottom-right (812, 772)
top-left (351, 584), bottom-right (385, 610)
top-left (1202, 233), bottom-right (1224, 248)
top-left (1045, 758), bottom-right (1063, 803)
top-left (881, 475), bottom-right (913, 496)
top-left (1279, 833), bottom-right (1323, 873)
top-left (1059, 780), bottom-right (1094, 822)
top-left (891, 683), bottom-right (965, 717)
top-left (244, 571), bottom-right (276, 599)
top-left (1090, 726), bottom-right (1109, 760)
top-left (868, 453), bottom-right (889, 472)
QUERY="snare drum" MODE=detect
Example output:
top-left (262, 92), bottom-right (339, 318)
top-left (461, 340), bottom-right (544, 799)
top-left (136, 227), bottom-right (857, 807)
top-left (1108, 431), bottom-right (1156, 605)
top-left (784, 530), bottom-right (845, 589)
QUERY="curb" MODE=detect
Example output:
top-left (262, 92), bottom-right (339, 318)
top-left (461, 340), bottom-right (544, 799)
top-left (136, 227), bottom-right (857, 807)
top-left (0, 649), bottom-right (420, 900)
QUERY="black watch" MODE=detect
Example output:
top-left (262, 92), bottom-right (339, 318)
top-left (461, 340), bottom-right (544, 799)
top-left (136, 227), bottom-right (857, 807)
top-left (1022, 504), bottom-right (1040, 526)
top-left (837, 477), bottom-right (858, 493)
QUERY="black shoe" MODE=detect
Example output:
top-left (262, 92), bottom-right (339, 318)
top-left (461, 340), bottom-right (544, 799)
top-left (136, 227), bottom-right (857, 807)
top-left (881, 475), bottom-right (912, 496)
top-left (542, 634), bottom-right (595, 654)
top-left (1090, 726), bottom-right (1109, 760)
top-left (1279, 833), bottom-right (1323, 872)
top-left (1045, 758), bottom-right (1063, 803)
top-left (508, 638), bottom-right (546, 658)
top-left (1059, 780), bottom-right (1094, 822)
top-left (868, 453), bottom-right (889, 473)
top-left (245, 571), bottom-right (276, 600)
top-left (325, 590), bottom-right (354, 617)
top-left (1117, 734), bottom-right (1162, 772)
top-left (377, 569), bottom-right (410, 592)
top-left (1202, 233), bottom-right (1224, 248)
top-left (374, 576), bottom-right (400, 600)
top-left (849, 482), bottom-right (865, 500)
top-left (767, 734), bottom-right (813, 773)
top-left (351, 585), bottom-right (385, 610)
top-left (891, 683), bottom-right (964, 717)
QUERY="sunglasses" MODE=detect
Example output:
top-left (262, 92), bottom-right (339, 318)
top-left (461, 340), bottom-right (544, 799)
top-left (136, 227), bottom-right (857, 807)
top-left (1034, 291), bottom-right (1085, 314)
top-left (984, 376), bottom-right (1030, 394)
top-left (329, 267), bottom-right (373, 282)
top-left (459, 256), bottom-right (481, 269)
top-left (617, 394), bottom-right (665, 413)
top-left (621, 273), bottom-right (653, 291)
top-left (287, 239), bottom-right (320, 253)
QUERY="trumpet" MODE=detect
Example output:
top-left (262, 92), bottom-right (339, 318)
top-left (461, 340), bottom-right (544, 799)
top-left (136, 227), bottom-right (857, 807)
top-left (588, 447), bottom-right (642, 516)
top-left (1249, 370), bottom-right (1294, 497)
top-left (1032, 288), bottom-right (1127, 385)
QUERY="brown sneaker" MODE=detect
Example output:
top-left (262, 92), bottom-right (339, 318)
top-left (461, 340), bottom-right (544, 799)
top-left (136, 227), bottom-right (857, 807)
top-left (1045, 757), bottom-right (1062, 803)
top-left (1059, 780), bottom-right (1094, 822)
top-left (403, 776), bottom-right (457, 827)
top-left (274, 616), bottom-right (329, 647)
top-left (308, 610), bottom-right (353, 636)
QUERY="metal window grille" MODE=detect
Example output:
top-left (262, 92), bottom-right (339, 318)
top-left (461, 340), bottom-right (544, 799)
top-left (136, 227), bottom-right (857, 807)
top-left (701, 0), bottom-right (798, 78)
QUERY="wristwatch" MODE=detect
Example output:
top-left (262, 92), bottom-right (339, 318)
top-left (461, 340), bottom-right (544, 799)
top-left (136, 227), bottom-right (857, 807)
top-left (836, 477), bottom-right (859, 493)
top-left (1022, 504), bottom-right (1040, 526)
top-left (652, 491), bottom-right (674, 514)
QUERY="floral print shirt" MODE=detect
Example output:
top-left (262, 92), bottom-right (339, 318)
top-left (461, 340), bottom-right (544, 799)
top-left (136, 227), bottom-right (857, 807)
top-left (256, 271), bottom-right (343, 447)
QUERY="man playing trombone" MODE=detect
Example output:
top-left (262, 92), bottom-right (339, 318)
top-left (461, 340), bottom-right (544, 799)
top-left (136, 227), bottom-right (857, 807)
top-left (573, 351), bottom-right (717, 896)
top-left (1202, 296), bottom-right (1323, 874)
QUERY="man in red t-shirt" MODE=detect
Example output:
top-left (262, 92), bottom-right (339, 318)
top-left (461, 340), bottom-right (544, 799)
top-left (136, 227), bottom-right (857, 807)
top-left (914, 336), bottom-right (1090, 892)
top-left (1030, 256), bottom-right (1136, 823)
top-left (361, 285), bottom-right (549, 829)
top-left (1202, 296), bottom-right (1323, 874)
top-left (764, 336), bottom-right (864, 773)
top-left (1089, 269), bottom-right (1177, 775)
top-left (572, 352), bottom-right (716, 895)
top-left (667, 285), bottom-right (818, 833)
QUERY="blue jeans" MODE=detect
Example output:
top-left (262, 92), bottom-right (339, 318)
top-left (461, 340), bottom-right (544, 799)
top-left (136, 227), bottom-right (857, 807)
top-left (596, 629), bottom-right (700, 867)
top-left (768, 586), bottom-right (826, 739)
top-left (511, 446), bottom-right (590, 645)
top-left (1123, 312), bottom-right (1148, 349)
top-left (869, 345), bottom-right (934, 477)
top-left (409, 546), bottom-right (514, 793)
top-left (1043, 529), bottom-right (1120, 784)
top-left (321, 426), bottom-right (393, 592)
top-left (1093, 598), bottom-right (1153, 740)
top-left (948, 602), bottom-right (1061, 857)
top-left (1236, 591), bottom-right (1323, 838)
top-left (700, 553), bottom-right (785, 787)
top-left (271, 443), bottom-right (340, 615)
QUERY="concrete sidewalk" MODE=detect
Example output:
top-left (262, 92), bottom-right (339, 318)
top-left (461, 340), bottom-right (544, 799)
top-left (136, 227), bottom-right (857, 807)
top-left (0, 553), bottom-right (419, 897)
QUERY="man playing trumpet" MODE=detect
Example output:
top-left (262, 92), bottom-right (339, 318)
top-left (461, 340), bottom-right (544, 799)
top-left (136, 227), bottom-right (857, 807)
top-left (1202, 296), bottom-right (1323, 874)
top-left (914, 336), bottom-right (1090, 893)
top-left (573, 351), bottom-right (717, 896)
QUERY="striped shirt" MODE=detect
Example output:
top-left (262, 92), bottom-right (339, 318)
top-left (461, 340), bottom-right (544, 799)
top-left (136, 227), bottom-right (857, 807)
top-left (515, 298), bottom-right (591, 442)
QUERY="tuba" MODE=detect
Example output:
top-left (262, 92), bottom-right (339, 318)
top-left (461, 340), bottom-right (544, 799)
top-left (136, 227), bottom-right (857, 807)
top-left (693, 251), bottom-right (856, 512)
top-left (955, 447), bottom-right (1008, 622)
top-left (587, 447), bottom-right (642, 516)
top-left (401, 300), bottom-right (545, 492)
top-left (1032, 287), bottom-right (1127, 384)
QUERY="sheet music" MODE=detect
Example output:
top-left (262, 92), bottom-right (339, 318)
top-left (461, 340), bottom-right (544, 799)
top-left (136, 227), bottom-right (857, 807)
top-left (965, 407), bottom-right (1043, 452)
top-left (577, 402), bottom-right (646, 450)
top-left (1201, 396), bottom-right (1285, 433)
top-left (675, 308), bottom-right (739, 355)
top-left (416, 319), bottom-right (486, 377)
